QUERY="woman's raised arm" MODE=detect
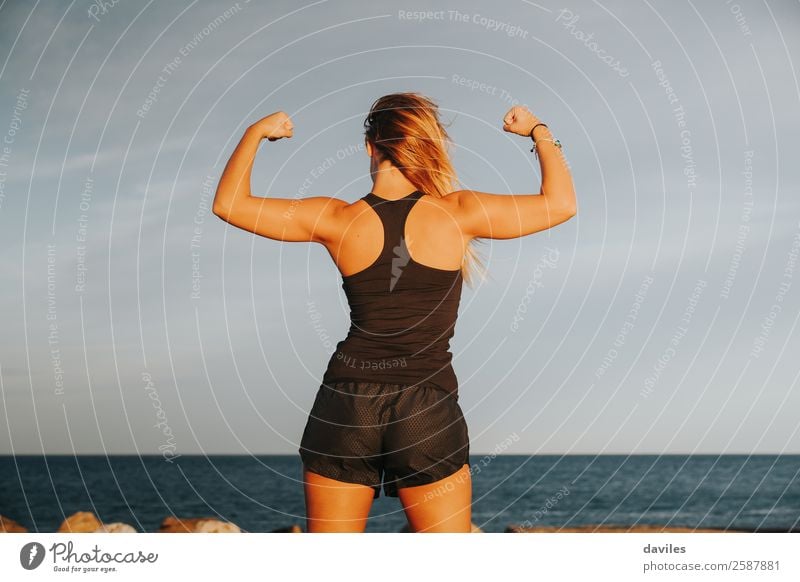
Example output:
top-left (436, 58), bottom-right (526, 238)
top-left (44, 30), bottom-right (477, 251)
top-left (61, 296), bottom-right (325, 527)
top-left (212, 112), bottom-right (345, 244)
top-left (454, 106), bottom-right (577, 240)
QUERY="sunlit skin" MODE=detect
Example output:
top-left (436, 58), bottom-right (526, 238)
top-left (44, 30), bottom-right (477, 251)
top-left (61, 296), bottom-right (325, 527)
top-left (213, 105), bottom-right (576, 532)
top-left (303, 463), bottom-right (472, 533)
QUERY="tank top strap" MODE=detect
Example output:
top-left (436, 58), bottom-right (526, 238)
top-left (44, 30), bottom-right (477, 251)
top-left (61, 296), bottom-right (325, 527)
top-left (362, 191), bottom-right (423, 261)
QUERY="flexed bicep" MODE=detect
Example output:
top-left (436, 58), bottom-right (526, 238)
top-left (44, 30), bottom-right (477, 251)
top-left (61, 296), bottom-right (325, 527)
top-left (211, 113), bottom-right (347, 243)
top-left (454, 189), bottom-right (576, 240)
top-left (213, 195), bottom-right (346, 244)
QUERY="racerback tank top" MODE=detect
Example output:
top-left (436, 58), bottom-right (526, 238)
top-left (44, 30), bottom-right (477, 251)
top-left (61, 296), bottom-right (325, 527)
top-left (321, 190), bottom-right (463, 394)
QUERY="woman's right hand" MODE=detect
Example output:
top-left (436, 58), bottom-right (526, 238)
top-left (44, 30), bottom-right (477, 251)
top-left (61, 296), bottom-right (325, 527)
top-left (502, 105), bottom-right (543, 138)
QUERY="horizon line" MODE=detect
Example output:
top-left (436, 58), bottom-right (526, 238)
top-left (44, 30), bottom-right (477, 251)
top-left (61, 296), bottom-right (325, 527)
top-left (2, 452), bottom-right (799, 457)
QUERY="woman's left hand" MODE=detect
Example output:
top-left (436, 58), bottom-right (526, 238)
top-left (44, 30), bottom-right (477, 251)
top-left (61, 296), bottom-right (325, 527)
top-left (250, 111), bottom-right (294, 141)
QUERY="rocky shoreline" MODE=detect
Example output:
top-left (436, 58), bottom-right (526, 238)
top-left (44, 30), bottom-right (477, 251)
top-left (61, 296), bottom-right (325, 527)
top-left (1, 512), bottom-right (761, 533)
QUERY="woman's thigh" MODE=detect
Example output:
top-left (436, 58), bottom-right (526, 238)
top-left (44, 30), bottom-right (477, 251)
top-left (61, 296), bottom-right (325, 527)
top-left (397, 463), bottom-right (472, 532)
top-left (299, 381), bottom-right (385, 532)
top-left (303, 467), bottom-right (376, 532)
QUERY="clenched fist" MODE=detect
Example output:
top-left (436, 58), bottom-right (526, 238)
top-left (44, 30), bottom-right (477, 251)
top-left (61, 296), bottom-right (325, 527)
top-left (250, 111), bottom-right (294, 141)
top-left (502, 105), bottom-right (542, 137)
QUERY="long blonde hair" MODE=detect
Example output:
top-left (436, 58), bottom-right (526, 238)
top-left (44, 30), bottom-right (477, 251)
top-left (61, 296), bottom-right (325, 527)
top-left (364, 92), bottom-right (486, 287)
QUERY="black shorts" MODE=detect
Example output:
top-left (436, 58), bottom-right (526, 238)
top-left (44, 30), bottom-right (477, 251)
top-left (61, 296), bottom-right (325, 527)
top-left (299, 380), bottom-right (470, 498)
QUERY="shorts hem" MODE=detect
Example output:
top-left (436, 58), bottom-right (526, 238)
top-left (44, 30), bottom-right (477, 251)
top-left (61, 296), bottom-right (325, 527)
top-left (301, 458), bottom-right (383, 499)
top-left (390, 459), bottom-right (471, 495)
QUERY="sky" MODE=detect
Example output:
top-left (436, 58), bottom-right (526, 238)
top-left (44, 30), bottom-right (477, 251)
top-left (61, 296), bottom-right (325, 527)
top-left (1, 0), bottom-right (799, 456)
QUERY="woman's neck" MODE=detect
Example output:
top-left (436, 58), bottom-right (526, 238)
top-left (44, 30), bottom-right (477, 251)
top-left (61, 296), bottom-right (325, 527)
top-left (370, 170), bottom-right (417, 200)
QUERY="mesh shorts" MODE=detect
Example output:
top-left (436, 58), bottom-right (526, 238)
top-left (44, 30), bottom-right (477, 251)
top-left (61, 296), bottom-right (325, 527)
top-left (298, 380), bottom-right (470, 498)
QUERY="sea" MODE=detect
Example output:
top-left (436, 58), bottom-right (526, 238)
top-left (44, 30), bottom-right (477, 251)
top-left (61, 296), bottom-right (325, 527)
top-left (1, 455), bottom-right (798, 533)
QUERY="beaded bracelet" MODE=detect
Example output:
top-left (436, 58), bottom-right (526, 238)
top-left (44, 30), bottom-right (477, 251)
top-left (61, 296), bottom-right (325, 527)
top-left (533, 137), bottom-right (562, 158)
top-left (529, 122), bottom-right (563, 157)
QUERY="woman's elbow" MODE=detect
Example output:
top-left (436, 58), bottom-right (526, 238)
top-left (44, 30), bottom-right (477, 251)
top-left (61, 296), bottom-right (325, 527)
top-left (558, 198), bottom-right (577, 220)
top-left (562, 189), bottom-right (577, 218)
top-left (212, 196), bottom-right (232, 219)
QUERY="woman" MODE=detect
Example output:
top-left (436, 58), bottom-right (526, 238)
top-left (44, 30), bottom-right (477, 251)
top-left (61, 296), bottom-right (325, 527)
top-left (213, 93), bottom-right (576, 533)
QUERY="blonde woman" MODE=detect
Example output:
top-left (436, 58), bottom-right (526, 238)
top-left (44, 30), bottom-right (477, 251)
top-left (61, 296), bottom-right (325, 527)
top-left (213, 93), bottom-right (576, 532)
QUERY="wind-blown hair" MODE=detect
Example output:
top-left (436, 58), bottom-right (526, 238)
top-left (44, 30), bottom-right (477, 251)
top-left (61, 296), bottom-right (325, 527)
top-left (364, 92), bottom-right (485, 286)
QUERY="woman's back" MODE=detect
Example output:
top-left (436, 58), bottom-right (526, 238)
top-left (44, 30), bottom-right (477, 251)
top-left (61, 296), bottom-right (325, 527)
top-left (321, 189), bottom-right (464, 394)
top-left (327, 188), bottom-right (467, 277)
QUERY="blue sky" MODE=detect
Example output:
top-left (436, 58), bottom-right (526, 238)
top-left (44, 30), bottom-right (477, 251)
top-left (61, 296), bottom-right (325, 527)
top-left (1, 0), bottom-right (799, 455)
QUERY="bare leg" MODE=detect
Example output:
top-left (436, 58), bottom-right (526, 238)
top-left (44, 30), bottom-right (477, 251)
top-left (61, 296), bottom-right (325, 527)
top-left (303, 467), bottom-right (375, 532)
top-left (397, 463), bottom-right (472, 532)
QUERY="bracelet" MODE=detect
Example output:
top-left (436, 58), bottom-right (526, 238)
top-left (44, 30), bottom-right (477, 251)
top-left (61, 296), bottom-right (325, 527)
top-left (529, 123), bottom-right (547, 151)
top-left (532, 137), bottom-right (562, 158)
top-left (528, 122), bottom-right (563, 157)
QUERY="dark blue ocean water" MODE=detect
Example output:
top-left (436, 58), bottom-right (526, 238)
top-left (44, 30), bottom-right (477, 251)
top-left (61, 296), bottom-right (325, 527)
top-left (1, 455), bottom-right (797, 533)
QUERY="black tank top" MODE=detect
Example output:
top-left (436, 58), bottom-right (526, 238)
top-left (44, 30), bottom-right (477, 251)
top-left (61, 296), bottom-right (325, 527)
top-left (321, 190), bottom-right (463, 394)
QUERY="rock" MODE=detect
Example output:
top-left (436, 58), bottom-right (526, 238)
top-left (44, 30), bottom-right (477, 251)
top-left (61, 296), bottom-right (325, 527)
top-left (195, 519), bottom-right (241, 533)
top-left (399, 521), bottom-right (483, 533)
top-left (0, 514), bottom-right (27, 533)
top-left (159, 516), bottom-right (199, 533)
top-left (505, 523), bottom-right (732, 533)
top-left (270, 524), bottom-right (303, 533)
top-left (93, 522), bottom-right (137, 533)
top-left (158, 516), bottom-right (240, 533)
top-left (58, 511), bottom-right (102, 533)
